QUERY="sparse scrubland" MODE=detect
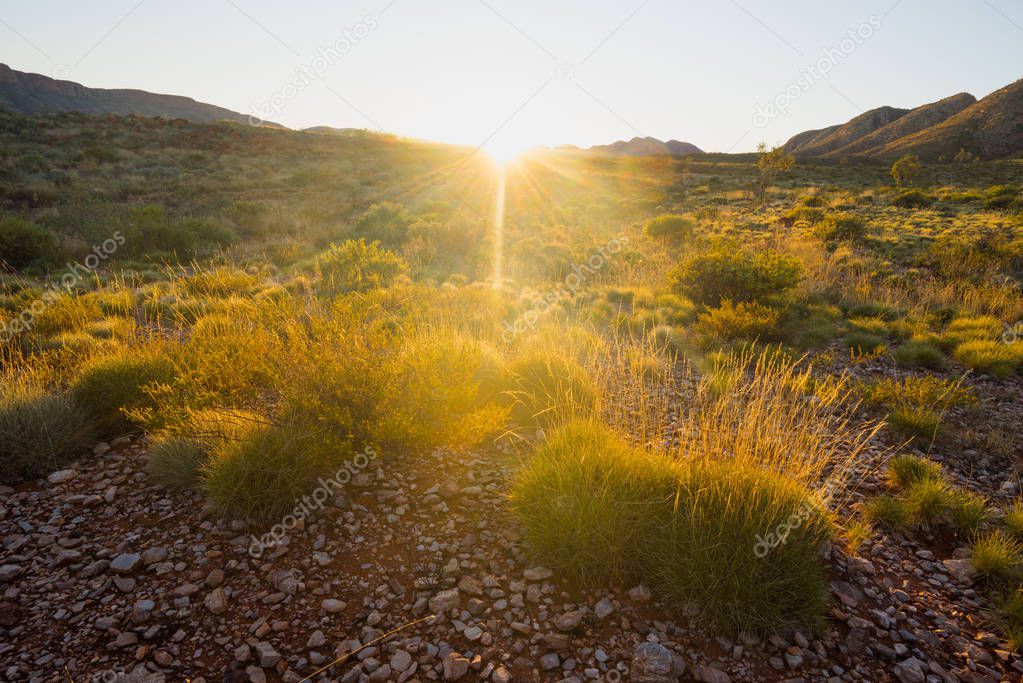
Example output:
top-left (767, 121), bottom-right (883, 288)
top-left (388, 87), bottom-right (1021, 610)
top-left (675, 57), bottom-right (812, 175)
top-left (2, 109), bottom-right (1023, 680)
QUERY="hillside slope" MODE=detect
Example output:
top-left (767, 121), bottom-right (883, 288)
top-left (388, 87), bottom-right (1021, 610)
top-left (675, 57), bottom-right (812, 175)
top-left (0, 63), bottom-right (267, 126)
top-left (875, 78), bottom-right (1023, 160)
top-left (784, 106), bottom-right (908, 157)
top-left (822, 92), bottom-right (976, 158)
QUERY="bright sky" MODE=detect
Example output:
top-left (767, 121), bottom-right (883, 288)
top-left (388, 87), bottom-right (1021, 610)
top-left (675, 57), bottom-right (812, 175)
top-left (3, 0), bottom-right (1022, 155)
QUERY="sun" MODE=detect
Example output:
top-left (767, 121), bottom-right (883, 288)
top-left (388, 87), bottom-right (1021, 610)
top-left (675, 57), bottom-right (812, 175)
top-left (482, 137), bottom-right (534, 167)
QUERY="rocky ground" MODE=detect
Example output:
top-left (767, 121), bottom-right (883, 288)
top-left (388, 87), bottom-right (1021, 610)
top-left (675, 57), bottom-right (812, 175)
top-left (1, 361), bottom-right (1022, 682)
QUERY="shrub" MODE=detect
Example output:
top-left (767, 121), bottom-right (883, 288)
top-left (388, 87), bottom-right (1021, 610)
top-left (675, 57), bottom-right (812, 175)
top-left (202, 419), bottom-right (346, 522)
top-left (942, 316), bottom-right (1002, 348)
top-left (863, 495), bottom-right (911, 528)
top-left (904, 478), bottom-right (953, 524)
top-left (845, 331), bottom-right (885, 355)
top-left (147, 409), bottom-right (264, 490)
top-left (315, 239), bottom-right (408, 295)
top-left (887, 454), bottom-right (946, 490)
top-left (1005, 500), bottom-right (1023, 538)
top-left (892, 189), bottom-right (934, 208)
top-left (781, 206), bottom-right (824, 226)
top-left (645, 214), bottom-right (696, 241)
top-left (888, 406), bottom-right (941, 439)
top-left (668, 245), bottom-right (802, 306)
top-left (510, 420), bottom-right (832, 634)
top-left (146, 436), bottom-right (207, 491)
top-left (814, 213), bottom-right (868, 243)
top-left (894, 340), bottom-right (945, 370)
top-left (984, 185), bottom-right (1019, 210)
top-left (509, 420), bottom-right (678, 582)
top-left (0, 218), bottom-right (62, 270)
top-left (948, 490), bottom-right (990, 536)
top-left (70, 350), bottom-right (176, 434)
top-left (694, 300), bottom-right (780, 344)
top-left (353, 201), bottom-right (411, 247)
top-left (971, 530), bottom-right (1023, 584)
top-left (993, 589), bottom-right (1023, 651)
top-left (862, 378), bottom-right (974, 439)
top-left (505, 350), bottom-right (598, 427)
top-left (652, 458), bottom-right (831, 633)
top-left (954, 341), bottom-right (1023, 378)
top-left (0, 383), bottom-right (94, 483)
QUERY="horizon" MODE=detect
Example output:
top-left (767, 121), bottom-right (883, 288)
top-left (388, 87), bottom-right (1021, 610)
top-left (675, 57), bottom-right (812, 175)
top-left (2, 1), bottom-right (1022, 155)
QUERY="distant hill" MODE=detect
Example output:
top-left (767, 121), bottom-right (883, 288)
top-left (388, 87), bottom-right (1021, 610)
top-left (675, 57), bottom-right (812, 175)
top-left (783, 76), bottom-right (1023, 161)
top-left (588, 136), bottom-right (703, 157)
top-left (819, 93), bottom-right (976, 158)
top-left (875, 78), bottom-right (1023, 160)
top-left (0, 63), bottom-right (278, 126)
top-left (784, 106), bottom-right (909, 157)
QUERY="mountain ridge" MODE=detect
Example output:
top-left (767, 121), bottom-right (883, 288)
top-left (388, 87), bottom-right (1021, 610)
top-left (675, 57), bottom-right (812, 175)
top-left (0, 63), bottom-right (279, 127)
top-left (784, 78), bottom-right (1023, 161)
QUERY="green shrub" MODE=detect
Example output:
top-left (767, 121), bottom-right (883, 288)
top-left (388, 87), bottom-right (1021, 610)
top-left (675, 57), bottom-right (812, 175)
top-left (781, 205), bottom-right (825, 226)
top-left (904, 478), bottom-right (953, 524)
top-left (505, 350), bottom-right (598, 427)
top-left (146, 436), bottom-right (207, 491)
top-left (0, 217), bottom-right (62, 270)
top-left (814, 213), bottom-right (868, 243)
top-left (886, 455), bottom-right (945, 489)
top-left (1005, 500), bottom-right (1023, 538)
top-left (984, 184), bottom-right (1019, 210)
top-left (845, 331), bottom-right (885, 355)
top-left (315, 239), bottom-right (408, 295)
top-left (0, 383), bottom-right (94, 483)
top-left (202, 419), bottom-right (346, 522)
top-left (862, 495), bottom-right (911, 528)
top-left (70, 350), bottom-right (176, 434)
top-left (510, 420), bottom-right (832, 634)
top-left (894, 340), bottom-right (945, 370)
top-left (954, 341), bottom-right (1023, 378)
top-left (694, 300), bottom-right (780, 344)
top-left (948, 490), bottom-right (990, 536)
top-left (888, 406), bottom-right (941, 439)
top-left (652, 458), bottom-right (831, 633)
top-left (892, 189), bottom-right (933, 208)
top-left (863, 378), bottom-right (974, 440)
top-left (993, 589), bottom-right (1023, 651)
top-left (353, 202), bottom-right (411, 247)
top-left (509, 420), bottom-right (678, 582)
top-left (668, 245), bottom-right (802, 306)
top-left (645, 214), bottom-right (696, 241)
top-left (147, 409), bottom-right (264, 490)
top-left (972, 530), bottom-right (1023, 583)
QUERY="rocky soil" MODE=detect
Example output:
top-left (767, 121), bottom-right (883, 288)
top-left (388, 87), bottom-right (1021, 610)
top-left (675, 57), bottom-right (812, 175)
top-left (1, 363), bottom-right (1022, 682)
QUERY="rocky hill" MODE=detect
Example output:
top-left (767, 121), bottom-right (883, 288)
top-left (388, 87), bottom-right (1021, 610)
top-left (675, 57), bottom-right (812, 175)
top-left (784, 76), bottom-right (1023, 160)
top-left (0, 63), bottom-right (269, 126)
top-left (588, 136), bottom-right (703, 156)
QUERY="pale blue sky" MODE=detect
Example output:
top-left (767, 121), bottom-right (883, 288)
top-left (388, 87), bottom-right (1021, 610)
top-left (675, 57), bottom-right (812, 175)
top-left (2, 0), bottom-right (1022, 154)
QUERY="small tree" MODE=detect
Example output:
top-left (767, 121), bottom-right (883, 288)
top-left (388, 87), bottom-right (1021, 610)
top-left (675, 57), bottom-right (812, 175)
top-left (756, 143), bottom-right (795, 207)
top-left (891, 155), bottom-right (921, 187)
